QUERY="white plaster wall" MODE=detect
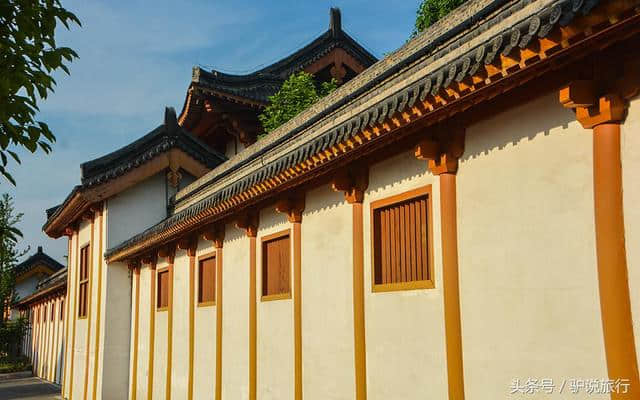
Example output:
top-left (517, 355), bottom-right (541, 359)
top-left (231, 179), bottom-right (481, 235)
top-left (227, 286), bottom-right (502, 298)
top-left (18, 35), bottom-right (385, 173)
top-left (258, 208), bottom-right (294, 400)
top-left (106, 172), bottom-right (166, 249)
top-left (71, 218), bottom-right (91, 400)
top-left (56, 296), bottom-right (66, 384)
top-left (364, 151), bottom-right (448, 400)
top-left (194, 238), bottom-right (217, 400)
top-left (622, 96), bottom-right (640, 361)
top-left (62, 234), bottom-right (77, 399)
top-left (222, 225), bottom-right (250, 399)
top-left (135, 265), bottom-right (152, 400)
top-left (301, 185), bottom-right (356, 400)
top-left (458, 92), bottom-right (607, 398)
top-left (171, 249), bottom-right (190, 399)
top-left (101, 262), bottom-right (132, 400)
top-left (153, 263), bottom-right (169, 400)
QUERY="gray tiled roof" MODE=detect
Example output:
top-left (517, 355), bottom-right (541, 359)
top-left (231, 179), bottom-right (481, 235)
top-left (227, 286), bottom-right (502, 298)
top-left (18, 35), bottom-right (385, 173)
top-left (105, 0), bottom-right (605, 260)
top-left (43, 108), bottom-right (227, 231)
top-left (192, 8), bottom-right (378, 104)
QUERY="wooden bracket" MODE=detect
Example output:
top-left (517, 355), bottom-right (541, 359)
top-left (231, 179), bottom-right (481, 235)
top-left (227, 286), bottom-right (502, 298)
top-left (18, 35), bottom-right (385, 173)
top-left (331, 165), bottom-right (369, 204)
top-left (89, 202), bottom-right (104, 216)
top-left (275, 194), bottom-right (305, 223)
top-left (235, 213), bottom-right (259, 237)
top-left (560, 80), bottom-right (632, 129)
top-left (157, 244), bottom-right (176, 264)
top-left (141, 253), bottom-right (157, 266)
top-left (202, 225), bottom-right (225, 248)
top-left (81, 210), bottom-right (94, 221)
top-left (127, 259), bottom-right (140, 271)
top-left (63, 227), bottom-right (75, 238)
top-left (177, 236), bottom-right (198, 257)
top-left (560, 81), bottom-right (628, 129)
top-left (415, 126), bottom-right (465, 175)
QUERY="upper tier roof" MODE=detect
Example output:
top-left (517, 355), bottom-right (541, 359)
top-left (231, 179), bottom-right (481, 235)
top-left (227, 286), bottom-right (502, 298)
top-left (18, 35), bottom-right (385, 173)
top-left (43, 108), bottom-right (227, 238)
top-left (80, 108), bottom-right (226, 187)
top-left (14, 246), bottom-right (65, 278)
top-left (189, 8), bottom-right (378, 104)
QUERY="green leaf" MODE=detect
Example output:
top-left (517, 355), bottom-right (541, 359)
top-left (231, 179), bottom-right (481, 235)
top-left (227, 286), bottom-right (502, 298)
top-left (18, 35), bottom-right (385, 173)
top-left (0, 0), bottom-right (80, 184)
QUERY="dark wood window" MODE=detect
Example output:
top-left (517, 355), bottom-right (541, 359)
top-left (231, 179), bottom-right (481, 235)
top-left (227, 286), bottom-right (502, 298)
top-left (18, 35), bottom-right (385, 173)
top-left (78, 244), bottom-right (90, 318)
top-left (262, 231), bottom-right (291, 298)
top-left (157, 269), bottom-right (169, 309)
top-left (60, 299), bottom-right (64, 320)
top-left (371, 186), bottom-right (433, 291)
top-left (50, 303), bottom-right (54, 321)
top-left (198, 256), bottom-right (216, 304)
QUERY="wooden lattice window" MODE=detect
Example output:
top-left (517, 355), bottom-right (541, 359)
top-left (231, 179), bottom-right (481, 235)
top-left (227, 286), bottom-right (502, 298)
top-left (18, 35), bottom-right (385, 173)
top-left (371, 186), bottom-right (434, 291)
top-left (78, 244), bottom-right (90, 318)
top-left (157, 269), bottom-right (169, 310)
top-left (198, 255), bottom-right (216, 305)
top-left (261, 230), bottom-right (291, 299)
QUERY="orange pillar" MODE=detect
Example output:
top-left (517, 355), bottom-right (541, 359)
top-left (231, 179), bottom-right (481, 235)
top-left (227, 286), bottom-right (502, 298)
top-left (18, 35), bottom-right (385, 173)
top-left (560, 89), bottom-right (639, 398)
top-left (275, 196), bottom-right (304, 400)
top-left (331, 168), bottom-right (368, 400)
top-left (593, 122), bottom-right (639, 398)
top-left (416, 133), bottom-right (466, 400)
top-left (439, 172), bottom-right (464, 400)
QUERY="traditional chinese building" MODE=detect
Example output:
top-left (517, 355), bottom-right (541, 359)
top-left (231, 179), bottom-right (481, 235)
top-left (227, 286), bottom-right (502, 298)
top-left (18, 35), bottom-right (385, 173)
top-left (14, 247), bottom-right (67, 385)
top-left (43, 2), bottom-right (640, 399)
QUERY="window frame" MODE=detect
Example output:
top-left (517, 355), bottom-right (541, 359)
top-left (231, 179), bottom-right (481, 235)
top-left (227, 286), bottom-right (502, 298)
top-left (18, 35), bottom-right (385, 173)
top-left (156, 267), bottom-right (170, 311)
top-left (370, 185), bottom-right (435, 293)
top-left (197, 252), bottom-right (217, 307)
top-left (78, 243), bottom-right (90, 318)
top-left (260, 229), bottom-right (292, 302)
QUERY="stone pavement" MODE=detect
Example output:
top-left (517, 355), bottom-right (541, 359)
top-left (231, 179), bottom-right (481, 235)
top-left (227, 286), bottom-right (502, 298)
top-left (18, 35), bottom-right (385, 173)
top-left (0, 376), bottom-right (61, 400)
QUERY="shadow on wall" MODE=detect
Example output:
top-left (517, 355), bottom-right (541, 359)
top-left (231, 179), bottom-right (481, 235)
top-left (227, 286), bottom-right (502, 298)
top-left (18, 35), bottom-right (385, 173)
top-left (462, 90), bottom-right (575, 163)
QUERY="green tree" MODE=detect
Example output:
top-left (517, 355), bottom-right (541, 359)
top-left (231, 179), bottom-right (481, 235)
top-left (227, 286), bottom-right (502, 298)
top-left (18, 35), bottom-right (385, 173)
top-left (0, 0), bottom-right (80, 184)
top-left (0, 194), bottom-right (28, 359)
top-left (413, 0), bottom-right (468, 36)
top-left (259, 71), bottom-right (337, 135)
top-left (0, 193), bottom-right (28, 323)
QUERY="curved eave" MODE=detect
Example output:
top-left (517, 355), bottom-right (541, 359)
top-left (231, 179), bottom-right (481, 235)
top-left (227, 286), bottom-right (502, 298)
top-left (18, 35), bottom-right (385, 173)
top-left (16, 279), bottom-right (67, 308)
top-left (179, 23), bottom-right (377, 128)
top-left (44, 147), bottom-right (223, 238)
top-left (106, 0), bottom-right (638, 263)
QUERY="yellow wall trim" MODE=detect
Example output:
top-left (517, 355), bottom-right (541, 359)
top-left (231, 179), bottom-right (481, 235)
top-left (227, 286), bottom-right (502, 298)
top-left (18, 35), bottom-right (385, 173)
top-left (440, 173), bottom-right (466, 399)
top-left (352, 202), bottom-right (367, 400)
top-left (91, 208), bottom-right (104, 399)
top-left (215, 246), bottom-right (223, 400)
top-left (249, 235), bottom-right (257, 400)
top-left (131, 267), bottom-right (141, 400)
top-left (166, 260), bottom-right (174, 400)
top-left (188, 252), bottom-right (195, 400)
top-left (293, 221), bottom-right (302, 400)
top-left (82, 217), bottom-right (95, 400)
top-left (147, 263), bottom-right (157, 400)
top-left (68, 231), bottom-right (80, 400)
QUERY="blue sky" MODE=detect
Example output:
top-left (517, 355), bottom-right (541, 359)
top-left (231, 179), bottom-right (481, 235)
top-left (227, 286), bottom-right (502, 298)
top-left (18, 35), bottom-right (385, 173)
top-left (7, 0), bottom-right (419, 263)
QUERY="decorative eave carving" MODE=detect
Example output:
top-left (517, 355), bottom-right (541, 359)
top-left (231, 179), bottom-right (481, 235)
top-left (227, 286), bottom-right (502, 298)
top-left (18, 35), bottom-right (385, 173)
top-left (235, 213), bottom-right (259, 237)
top-left (157, 245), bottom-right (176, 264)
top-left (141, 253), bottom-right (157, 266)
top-left (177, 236), bottom-right (198, 257)
top-left (415, 126), bottom-right (465, 175)
top-left (105, 0), bottom-right (640, 263)
top-left (202, 225), bottom-right (225, 248)
top-left (331, 165), bottom-right (369, 203)
top-left (275, 195), bottom-right (305, 223)
top-left (560, 81), bottom-right (634, 129)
